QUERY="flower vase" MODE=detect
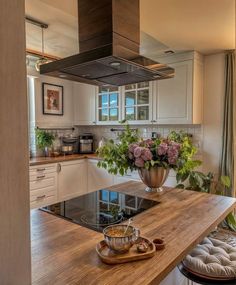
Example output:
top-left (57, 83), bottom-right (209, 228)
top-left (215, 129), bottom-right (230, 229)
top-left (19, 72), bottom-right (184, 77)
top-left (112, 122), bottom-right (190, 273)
top-left (138, 167), bottom-right (170, 193)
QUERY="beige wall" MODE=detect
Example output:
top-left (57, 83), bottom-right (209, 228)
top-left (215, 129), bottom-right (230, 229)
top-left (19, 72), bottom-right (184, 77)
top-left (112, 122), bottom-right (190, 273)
top-left (0, 0), bottom-right (31, 284)
top-left (202, 53), bottom-right (225, 175)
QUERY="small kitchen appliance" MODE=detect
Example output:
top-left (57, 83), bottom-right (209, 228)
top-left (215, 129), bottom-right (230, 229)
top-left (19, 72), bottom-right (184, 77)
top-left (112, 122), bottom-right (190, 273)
top-left (61, 135), bottom-right (79, 154)
top-left (79, 133), bottom-right (94, 154)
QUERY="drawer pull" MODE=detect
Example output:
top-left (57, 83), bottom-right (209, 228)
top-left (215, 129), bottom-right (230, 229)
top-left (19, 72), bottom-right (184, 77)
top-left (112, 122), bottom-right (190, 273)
top-left (37, 168), bottom-right (46, 172)
top-left (36, 195), bottom-right (46, 199)
top-left (37, 175), bottom-right (45, 179)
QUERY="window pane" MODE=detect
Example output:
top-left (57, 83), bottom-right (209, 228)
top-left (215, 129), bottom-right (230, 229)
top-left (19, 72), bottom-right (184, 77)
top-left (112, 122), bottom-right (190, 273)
top-left (109, 108), bottom-right (118, 121)
top-left (137, 106), bottom-right (149, 120)
top-left (110, 191), bottom-right (119, 204)
top-left (99, 190), bottom-right (109, 201)
top-left (137, 82), bottom-right (149, 89)
top-left (99, 94), bottom-right (108, 108)
top-left (137, 89), bottom-right (149, 105)
top-left (125, 84), bottom-right (136, 90)
top-left (125, 91), bottom-right (136, 106)
top-left (99, 108), bottom-right (108, 121)
top-left (109, 93), bottom-right (118, 107)
top-left (125, 107), bottom-right (135, 120)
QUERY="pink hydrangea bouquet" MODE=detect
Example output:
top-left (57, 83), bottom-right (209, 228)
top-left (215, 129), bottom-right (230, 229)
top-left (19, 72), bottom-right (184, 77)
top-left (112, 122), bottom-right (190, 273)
top-left (128, 138), bottom-right (181, 169)
top-left (97, 123), bottom-right (200, 177)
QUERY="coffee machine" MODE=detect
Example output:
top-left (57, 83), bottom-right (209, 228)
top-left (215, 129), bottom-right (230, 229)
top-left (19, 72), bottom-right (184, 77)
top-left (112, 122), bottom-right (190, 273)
top-left (79, 133), bottom-right (94, 154)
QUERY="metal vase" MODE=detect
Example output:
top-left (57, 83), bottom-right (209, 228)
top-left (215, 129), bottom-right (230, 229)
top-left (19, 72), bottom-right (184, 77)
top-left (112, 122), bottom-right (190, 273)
top-left (138, 167), bottom-right (170, 193)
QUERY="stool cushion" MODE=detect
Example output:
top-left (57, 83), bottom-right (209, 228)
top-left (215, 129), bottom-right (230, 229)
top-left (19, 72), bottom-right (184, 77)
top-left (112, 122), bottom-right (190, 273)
top-left (183, 237), bottom-right (236, 280)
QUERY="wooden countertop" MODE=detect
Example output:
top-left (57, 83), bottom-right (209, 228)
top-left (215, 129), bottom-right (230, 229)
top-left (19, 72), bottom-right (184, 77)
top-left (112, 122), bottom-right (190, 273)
top-left (30, 153), bottom-right (99, 166)
top-left (31, 181), bottom-right (236, 285)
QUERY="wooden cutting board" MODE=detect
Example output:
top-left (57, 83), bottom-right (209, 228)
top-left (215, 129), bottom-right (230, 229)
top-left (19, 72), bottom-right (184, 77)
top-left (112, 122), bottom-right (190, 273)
top-left (96, 237), bottom-right (156, 264)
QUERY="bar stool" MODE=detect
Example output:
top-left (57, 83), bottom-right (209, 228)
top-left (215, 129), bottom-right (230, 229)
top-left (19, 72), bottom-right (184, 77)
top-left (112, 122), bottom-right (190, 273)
top-left (178, 263), bottom-right (236, 285)
top-left (178, 237), bottom-right (236, 285)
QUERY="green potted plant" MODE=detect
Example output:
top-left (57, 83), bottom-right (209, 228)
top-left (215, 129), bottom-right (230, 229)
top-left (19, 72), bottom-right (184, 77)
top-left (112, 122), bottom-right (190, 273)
top-left (97, 122), bottom-right (200, 193)
top-left (35, 129), bottom-right (55, 157)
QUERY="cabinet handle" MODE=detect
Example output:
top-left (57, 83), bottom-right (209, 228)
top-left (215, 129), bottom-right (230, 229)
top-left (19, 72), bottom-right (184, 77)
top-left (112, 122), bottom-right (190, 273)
top-left (37, 168), bottom-right (45, 172)
top-left (151, 120), bottom-right (157, 123)
top-left (37, 175), bottom-right (45, 179)
top-left (36, 195), bottom-right (46, 199)
top-left (57, 163), bottom-right (61, 172)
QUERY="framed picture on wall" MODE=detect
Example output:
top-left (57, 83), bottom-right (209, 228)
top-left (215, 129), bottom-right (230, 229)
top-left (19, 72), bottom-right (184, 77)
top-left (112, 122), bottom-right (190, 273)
top-left (42, 83), bottom-right (64, 115)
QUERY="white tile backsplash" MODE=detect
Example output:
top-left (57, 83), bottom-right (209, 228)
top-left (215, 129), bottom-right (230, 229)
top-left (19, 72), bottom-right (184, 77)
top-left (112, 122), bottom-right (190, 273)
top-left (75, 124), bottom-right (203, 151)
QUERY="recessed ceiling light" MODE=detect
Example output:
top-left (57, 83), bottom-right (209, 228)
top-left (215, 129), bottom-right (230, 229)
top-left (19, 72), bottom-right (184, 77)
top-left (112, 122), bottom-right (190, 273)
top-left (59, 74), bottom-right (67, 78)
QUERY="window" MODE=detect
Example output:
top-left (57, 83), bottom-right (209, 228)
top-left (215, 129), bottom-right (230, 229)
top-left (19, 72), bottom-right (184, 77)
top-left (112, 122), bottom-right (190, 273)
top-left (98, 86), bottom-right (119, 122)
top-left (124, 82), bottom-right (150, 121)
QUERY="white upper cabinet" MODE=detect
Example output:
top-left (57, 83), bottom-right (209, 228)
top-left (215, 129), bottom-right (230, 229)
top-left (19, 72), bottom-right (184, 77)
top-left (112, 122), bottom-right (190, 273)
top-left (121, 81), bottom-right (153, 124)
top-left (154, 51), bottom-right (203, 124)
top-left (72, 51), bottom-right (203, 126)
top-left (73, 82), bottom-right (96, 125)
top-left (96, 86), bottom-right (121, 125)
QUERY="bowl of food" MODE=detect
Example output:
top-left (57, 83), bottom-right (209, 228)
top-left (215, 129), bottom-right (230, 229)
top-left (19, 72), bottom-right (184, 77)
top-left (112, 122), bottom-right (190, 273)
top-left (103, 224), bottom-right (140, 253)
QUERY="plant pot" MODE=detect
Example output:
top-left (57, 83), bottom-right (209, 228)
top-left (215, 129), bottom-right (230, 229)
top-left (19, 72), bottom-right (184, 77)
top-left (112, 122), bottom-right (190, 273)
top-left (138, 167), bottom-right (170, 193)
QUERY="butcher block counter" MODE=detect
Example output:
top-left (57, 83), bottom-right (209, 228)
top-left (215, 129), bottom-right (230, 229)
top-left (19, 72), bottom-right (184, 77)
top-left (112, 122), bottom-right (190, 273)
top-left (31, 181), bottom-right (236, 285)
top-left (30, 153), bottom-right (99, 166)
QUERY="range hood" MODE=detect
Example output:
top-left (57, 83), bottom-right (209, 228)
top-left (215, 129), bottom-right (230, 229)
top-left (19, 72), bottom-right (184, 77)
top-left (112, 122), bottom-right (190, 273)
top-left (40, 0), bottom-right (174, 86)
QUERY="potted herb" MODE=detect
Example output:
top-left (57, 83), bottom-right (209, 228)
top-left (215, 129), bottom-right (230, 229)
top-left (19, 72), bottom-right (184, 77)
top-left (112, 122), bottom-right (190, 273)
top-left (97, 122), bottom-right (200, 193)
top-left (35, 129), bottom-right (55, 157)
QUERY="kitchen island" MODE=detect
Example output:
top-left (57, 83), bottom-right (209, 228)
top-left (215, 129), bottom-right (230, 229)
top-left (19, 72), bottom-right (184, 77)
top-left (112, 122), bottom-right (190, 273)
top-left (31, 181), bottom-right (236, 285)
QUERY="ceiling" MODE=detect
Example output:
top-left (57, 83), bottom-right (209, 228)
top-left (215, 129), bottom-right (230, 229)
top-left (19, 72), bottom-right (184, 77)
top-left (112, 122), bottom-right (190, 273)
top-left (25, 0), bottom-right (235, 59)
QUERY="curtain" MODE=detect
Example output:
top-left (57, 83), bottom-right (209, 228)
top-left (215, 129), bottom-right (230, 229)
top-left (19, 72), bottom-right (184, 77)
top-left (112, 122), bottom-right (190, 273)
top-left (220, 51), bottom-right (235, 196)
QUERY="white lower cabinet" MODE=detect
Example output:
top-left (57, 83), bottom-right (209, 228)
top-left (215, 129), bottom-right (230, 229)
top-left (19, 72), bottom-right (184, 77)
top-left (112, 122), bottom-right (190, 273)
top-left (29, 159), bottom-right (179, 209)
top-left (87, 159), bottom-right (113, 193)
top-left (29, 164), bottom-right (58, 209)
top-left (58, 159), bottom-right (87, 201)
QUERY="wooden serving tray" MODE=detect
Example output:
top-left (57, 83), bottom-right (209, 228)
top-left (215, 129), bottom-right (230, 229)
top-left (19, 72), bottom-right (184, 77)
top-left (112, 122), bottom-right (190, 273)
top-left (96, 237), bottom-right (156, 264)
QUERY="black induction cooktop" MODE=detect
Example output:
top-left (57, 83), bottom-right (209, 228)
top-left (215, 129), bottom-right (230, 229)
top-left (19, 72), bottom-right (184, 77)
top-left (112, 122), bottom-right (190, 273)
top-left (42, 189), bottom-right (159, 232)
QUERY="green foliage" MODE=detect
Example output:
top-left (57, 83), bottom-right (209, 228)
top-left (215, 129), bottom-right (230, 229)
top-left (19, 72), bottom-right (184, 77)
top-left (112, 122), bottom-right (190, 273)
top-left (226, 212), bottom-right (236, 232)
top-left (97, 122), bottom-right (139, 175)
top-left (168, 131), bottom-right (202, 177)
top-left (35, 129), bottom-right (55, 150)
top-left (176, 170), bottom-right (236, 232)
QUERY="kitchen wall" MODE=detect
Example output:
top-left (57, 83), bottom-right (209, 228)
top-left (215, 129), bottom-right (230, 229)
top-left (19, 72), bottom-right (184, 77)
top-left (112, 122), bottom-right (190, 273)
top-left (76, 124), bottom-right (203, 153)
top-left (27, 65), bottom-right (74, 155)
top-left (27, 66), bottom-right (74, 128)
top-left (28, 52), bottom-right (226, 177)
top-left (202, 53), bottom-right (225, 175)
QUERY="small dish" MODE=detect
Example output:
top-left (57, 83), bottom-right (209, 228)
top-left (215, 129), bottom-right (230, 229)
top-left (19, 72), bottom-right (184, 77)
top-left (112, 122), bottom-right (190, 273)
top-left (153, 238), bottom-right (165, 250)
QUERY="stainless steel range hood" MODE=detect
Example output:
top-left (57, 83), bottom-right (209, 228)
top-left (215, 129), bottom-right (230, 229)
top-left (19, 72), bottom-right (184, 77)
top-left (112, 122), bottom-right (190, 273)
top-left (40, 0), bottom-right (174, 86)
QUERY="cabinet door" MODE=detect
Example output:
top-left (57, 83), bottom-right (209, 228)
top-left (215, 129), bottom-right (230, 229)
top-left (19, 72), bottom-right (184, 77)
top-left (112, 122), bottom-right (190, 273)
top-left (87, 160), bottom-right (113, 193)
top-left (121, 81), bottom-right (153, 124)
top-left (58, 160), bottom-right (87, 201)
top-left (73, 82), bottom-right (96, 125)
top-left (96, 86), bottom-right (121, 125)
top-left (156, 60), bottom-right (193, 124)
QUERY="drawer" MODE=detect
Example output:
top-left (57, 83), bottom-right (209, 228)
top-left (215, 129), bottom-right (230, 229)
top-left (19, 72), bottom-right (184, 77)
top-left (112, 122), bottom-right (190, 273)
top-left (30, 163), bottom-right (57, 176)
top-left (30, 173), bottom-right (57, 190)
top-left (30, 186), bottom-right (57, 209)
